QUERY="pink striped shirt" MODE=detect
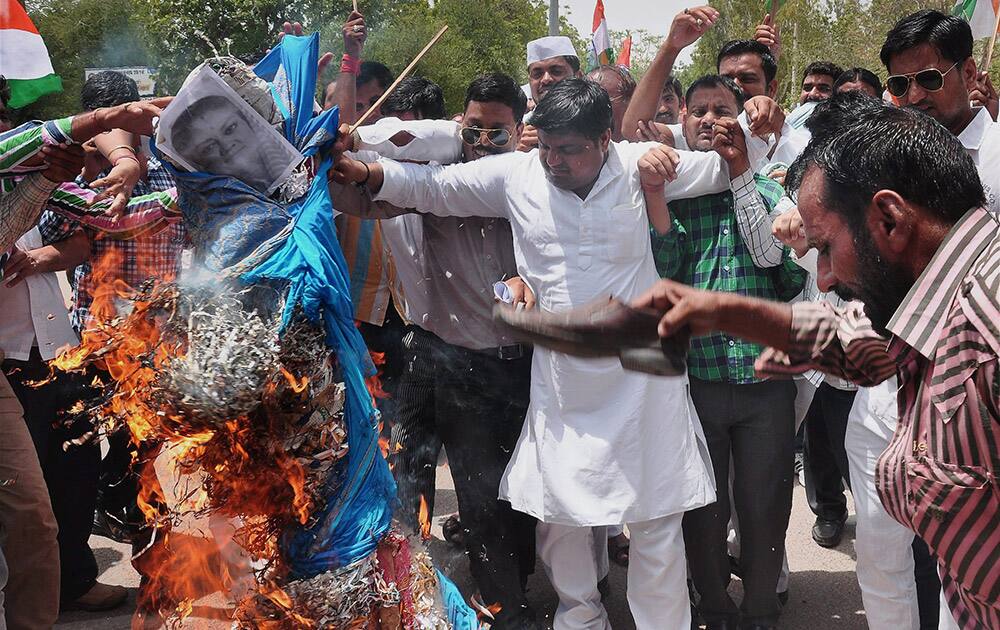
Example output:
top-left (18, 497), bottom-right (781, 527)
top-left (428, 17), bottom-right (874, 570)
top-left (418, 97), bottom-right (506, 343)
top-left (756, 206), bottom-right (1000, 629)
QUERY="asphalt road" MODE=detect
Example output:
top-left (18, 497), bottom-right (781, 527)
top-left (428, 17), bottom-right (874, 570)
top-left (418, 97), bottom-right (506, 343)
top-left (56, 465), bottom-right (866, 629)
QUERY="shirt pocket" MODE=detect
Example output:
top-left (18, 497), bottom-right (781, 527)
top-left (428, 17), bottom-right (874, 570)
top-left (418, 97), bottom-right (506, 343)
top-left (605, 203), bottom-right (648, 263)
top-left (905, 457), bottom-right (992, 523)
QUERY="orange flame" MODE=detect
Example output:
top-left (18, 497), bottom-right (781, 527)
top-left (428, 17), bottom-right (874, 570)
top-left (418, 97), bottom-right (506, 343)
top-left (49, 251), bottom-right (322, 627)
top-left (418, 495), bottom-right (431, 540)
top-left (279, 367), bottom-right (309, 393)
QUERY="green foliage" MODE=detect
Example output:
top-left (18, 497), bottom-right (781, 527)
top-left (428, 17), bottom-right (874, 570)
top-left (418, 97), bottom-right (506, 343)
top-left (17, 0), bottom-right (585, 121)
top-left (677, 0), bottom-right (958, 107)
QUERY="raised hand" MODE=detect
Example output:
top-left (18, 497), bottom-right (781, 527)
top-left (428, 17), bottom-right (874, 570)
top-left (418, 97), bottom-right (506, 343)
top-left (93, 97), bottom-right (172, 137)
top-left (343, 11), bottom-right (367, 59)
top-left (771, 205), bottom-right (808, 257)
top-left (631, 278), bottom-right (723, 338)
top-left (665, 6), bottom-right (720, 53)
top-left (754, 13), bottom-right (781, 61)
top-left (40, 144), bottom-right (85, 183)
top-left (970, 70), bottom-right (998, 121)
top-left (743, 95), bottom-right (785, 137)
top-left (638, 144), bottom-right (680, 191)
top-left (711, 117), bottom-right (749, 175)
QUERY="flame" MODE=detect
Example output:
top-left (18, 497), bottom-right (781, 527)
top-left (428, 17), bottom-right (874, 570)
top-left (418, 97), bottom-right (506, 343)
top-left (279, 367), bottom-right (309, 393)
top-left (47, 251), bottom-right (322, 627)
top-left (418, 495), bottom-right (431, 540)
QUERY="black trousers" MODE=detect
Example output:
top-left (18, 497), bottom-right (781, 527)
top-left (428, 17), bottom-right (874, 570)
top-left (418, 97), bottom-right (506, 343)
top-left (358, 301), bottom-right (407, 436)
top-left (3, 348), bottom-right (99, 603)
top-left (389, 327), bottom-right (536, 627)
top-left (685, 377), bottom-right (797, 626)
top-left (803, 383), bottom-right (856, 521)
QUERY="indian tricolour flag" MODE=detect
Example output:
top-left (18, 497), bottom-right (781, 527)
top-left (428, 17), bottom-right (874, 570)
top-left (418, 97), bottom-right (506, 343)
top-left (0, 0), bottom-right (62, 109)
top-left (954, 0), bottom-right (1000, 39)
top-left (587, 0), bottom-right (613, 70)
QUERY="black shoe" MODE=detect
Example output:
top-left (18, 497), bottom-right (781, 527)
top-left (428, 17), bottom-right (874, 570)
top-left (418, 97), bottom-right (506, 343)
top-left (92, 508), bottom-right (133, 543)
top-left (812, 515), bottom-right (847, 548)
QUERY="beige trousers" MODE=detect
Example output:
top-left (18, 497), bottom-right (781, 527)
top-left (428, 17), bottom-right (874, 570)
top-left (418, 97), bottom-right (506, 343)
top-left (0, 372), bottom-right (59, 629)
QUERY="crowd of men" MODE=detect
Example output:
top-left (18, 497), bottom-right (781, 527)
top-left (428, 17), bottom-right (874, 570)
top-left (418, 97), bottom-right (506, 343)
top-left (0, 4), bottom-right (999, 630)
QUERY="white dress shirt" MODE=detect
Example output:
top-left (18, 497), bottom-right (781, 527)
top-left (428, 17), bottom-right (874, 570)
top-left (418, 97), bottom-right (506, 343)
top-left (956, 106), bottom-right (1000, 216)
top-left (374, 141), bottom-right (728, 525)
top-left (0, 227), bottom-right (78, 361)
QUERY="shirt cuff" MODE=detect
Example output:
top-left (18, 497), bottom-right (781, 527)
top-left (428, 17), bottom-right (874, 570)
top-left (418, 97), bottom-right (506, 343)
top-left (43, 117), bottom-right (77, 146)
top-left (371, 158), bottom-right (407, 203)
top-left (730, 169), bottom-right (755, 195)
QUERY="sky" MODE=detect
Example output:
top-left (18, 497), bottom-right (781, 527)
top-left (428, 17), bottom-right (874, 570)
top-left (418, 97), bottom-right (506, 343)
top-left (558, 0), bottom-right (696, 64)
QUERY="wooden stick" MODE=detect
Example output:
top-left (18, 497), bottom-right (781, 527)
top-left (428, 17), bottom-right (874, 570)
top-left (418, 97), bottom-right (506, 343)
top-left (352, 0), bottom-right (359, 14)
top-left (982, 10), bottom-right (1000, 71)
top-left (349, 25), bottom-right (449, 133)
top-left (768, 0), bottom-right (778, 23)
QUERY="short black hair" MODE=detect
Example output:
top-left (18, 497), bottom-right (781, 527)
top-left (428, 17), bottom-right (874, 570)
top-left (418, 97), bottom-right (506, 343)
top-left (464, 73), bottom-right (528, 121)
top-left (530, 77), bottom-right (612, 140)
top-left (880, 10), bottom-right (973, 70)
top-left (786, 91), bottom-right (984, 234)
top-left (717, 39), bottom-right (778, 84)
top-left (685, 74), bottom-right (746, 110)
top-left (381, 76), bottom-right (446, 120)
top-left (585, 64), bottom-right (637, 100)
top-left (802, 61), bottom-right (844, 83)
top-left (357, 61), bottom-right (394, 90)
top-left (834, 67), bottom-right (882, 94)
top-left (0, 75), bottom-right (10, 109)
top-left (81, 70), bottom-right (140, 110)
top-left (562, 55), bottom-right (581, 73)
top-left (663, 76), bottom-right (683, 101)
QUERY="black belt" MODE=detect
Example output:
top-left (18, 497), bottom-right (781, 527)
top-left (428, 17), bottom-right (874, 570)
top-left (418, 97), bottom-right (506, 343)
top-left (478, 343), bottom-right (525, 360)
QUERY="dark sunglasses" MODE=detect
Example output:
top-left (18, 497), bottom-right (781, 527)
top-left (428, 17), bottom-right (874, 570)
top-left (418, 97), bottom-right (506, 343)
top-left (886, 61), bottom-right (959, 98)
top-left (460, 126), bottom-right (512, 147)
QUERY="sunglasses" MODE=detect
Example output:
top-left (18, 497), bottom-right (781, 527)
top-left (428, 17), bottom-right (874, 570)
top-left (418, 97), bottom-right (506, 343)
top-left (460, 126), bottom-right (512, 147)
top-left (886, 61), bottom-right (960, 98)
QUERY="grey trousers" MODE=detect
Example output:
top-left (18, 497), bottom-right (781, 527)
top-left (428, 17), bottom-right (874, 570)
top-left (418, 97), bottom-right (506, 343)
top-left (685, 377), bottom-right (797, 626)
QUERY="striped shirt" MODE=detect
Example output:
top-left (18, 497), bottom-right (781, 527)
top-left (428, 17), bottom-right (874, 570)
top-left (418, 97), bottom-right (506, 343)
top-left (755, 206), bottom-right (1000, 629)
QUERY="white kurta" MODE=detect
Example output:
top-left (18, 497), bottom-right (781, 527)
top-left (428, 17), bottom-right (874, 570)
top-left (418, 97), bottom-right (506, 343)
top-left (375, 141), bottom-right (732, 525)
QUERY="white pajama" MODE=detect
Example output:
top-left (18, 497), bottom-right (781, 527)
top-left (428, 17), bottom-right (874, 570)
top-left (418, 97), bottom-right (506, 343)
top-left (846, 379), bottom-right (919, 630)
top-left (538, 514), bottom-right (689, 630)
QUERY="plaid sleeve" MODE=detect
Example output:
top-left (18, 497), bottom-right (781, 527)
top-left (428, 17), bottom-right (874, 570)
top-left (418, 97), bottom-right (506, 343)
top-left (38, 208), bottom-right (80, 246)
top-left (732, 171), bottom-right (785, 268)
top-left (755, 300), bottom-right (896, 386)
top-left (0, 117), bottom-right (75, 174)
top-left (650, 218), bottom-right (688, 280)
top-left (0, 173), bottom-right (60, 252)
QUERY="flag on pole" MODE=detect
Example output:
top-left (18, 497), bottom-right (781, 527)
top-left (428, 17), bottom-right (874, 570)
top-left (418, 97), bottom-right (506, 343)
top-left (764, 0), bottom-right (786, 15)
top-left (587, 0), bottom-right (613, 70)
top-left (616, 34), bottom-right (632, 68)
top-left (0, 0), bottom-right (62, 108)
top-left (953, 0), bottom-right (1000, 38)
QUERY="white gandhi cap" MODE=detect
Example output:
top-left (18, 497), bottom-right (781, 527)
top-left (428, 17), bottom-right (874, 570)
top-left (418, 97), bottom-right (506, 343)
top-left (526, 36), bottom-right (578, 65)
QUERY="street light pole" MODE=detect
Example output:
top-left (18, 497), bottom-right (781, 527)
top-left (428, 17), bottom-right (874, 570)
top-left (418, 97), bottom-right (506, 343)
top-left (549, 0), bottom-right (558, 35)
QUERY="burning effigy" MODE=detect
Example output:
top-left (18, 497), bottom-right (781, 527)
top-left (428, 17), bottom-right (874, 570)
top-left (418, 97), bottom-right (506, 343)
top-left (50, 33), bottom-right (477, 629)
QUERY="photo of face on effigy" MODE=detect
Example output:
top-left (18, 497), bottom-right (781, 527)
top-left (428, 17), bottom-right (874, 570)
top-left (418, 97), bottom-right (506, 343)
top-left (157, 65), bottom-right (302, 194)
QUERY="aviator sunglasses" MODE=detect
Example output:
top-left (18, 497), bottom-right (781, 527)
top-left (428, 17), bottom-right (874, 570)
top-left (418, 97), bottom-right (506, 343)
top-left (886, 61), bottom-right (960, 98)
top-left (460, 126), bottom-right (513, 147)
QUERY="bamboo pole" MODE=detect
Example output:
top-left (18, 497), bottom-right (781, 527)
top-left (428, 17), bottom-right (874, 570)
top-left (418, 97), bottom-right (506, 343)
top-left (353, 0), bottom-right (358, 13)
top-left (348, 25), bottom-right (449, 133)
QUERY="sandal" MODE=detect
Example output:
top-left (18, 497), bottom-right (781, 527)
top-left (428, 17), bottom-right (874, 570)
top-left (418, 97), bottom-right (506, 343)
top-left (608, 532), bottom-right (630, 567)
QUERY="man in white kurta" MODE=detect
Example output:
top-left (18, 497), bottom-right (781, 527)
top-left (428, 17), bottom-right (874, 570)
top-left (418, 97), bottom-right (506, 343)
top-left (332, 78), bottom-right (745, 629)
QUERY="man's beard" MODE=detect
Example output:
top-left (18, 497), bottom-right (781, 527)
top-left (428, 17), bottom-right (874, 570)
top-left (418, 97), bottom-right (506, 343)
top-left (842, 227), bottom-right (914, 336)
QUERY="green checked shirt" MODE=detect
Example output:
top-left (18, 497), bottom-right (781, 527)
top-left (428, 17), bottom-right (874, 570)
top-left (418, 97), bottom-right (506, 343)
top-left (652, 170), bottom-right (807, 384)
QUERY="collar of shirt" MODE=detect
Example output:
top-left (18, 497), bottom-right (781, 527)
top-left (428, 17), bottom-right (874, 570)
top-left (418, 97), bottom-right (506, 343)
top-left (886, 206), bottom-right (998, 360)
top-left (957, 107), bottom-right (993, 152)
